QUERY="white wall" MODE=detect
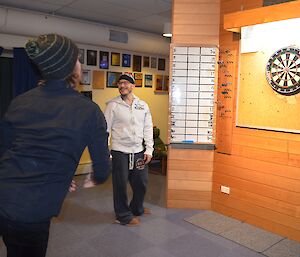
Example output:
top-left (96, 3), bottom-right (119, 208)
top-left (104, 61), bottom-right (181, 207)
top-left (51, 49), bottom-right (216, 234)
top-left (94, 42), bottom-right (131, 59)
top-left (0, 7), bottom-right (170, 55)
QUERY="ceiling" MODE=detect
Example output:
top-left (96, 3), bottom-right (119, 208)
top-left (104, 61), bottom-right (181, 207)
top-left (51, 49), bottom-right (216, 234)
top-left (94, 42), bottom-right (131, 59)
top-left (0, 0), bottom-right (172, 35)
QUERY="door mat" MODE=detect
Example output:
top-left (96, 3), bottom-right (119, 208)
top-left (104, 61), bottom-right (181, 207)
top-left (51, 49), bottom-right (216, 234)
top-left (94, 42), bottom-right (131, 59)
top-left (184, 210), bottom-right (292, 255)
top-left (263, 238), bottom-right (300, 257)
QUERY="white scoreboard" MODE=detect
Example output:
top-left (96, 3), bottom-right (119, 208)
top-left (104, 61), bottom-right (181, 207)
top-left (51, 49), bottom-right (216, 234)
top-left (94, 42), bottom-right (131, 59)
top-left (170, 46), bottom-right (217, 144)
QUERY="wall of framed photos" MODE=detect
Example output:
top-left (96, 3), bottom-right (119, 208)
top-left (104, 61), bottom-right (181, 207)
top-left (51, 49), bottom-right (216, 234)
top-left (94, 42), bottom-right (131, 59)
top-left (76, 43), bottom-right (170, 164)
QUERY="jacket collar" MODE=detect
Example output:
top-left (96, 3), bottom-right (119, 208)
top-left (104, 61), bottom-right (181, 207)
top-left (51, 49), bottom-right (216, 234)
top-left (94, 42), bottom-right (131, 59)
top-left (42, 80), bottom-right (73, 91)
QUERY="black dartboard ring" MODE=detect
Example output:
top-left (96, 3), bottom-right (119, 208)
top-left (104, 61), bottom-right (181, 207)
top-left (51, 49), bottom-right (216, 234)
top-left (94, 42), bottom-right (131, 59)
top-left (266, 47), bottom-right (300, 96)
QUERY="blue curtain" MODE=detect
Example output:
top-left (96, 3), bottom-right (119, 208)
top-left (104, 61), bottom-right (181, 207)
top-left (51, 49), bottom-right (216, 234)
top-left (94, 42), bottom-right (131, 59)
top-left (13, 48), bottom-right (41, 97)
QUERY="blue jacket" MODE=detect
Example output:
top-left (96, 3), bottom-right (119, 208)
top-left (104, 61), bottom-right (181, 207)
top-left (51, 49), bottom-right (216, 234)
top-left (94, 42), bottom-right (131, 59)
top-left (0, 80), bottom-right (110, 223)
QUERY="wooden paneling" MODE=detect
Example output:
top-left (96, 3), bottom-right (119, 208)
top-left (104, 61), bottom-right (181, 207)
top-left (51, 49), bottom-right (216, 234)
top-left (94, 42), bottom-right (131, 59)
top-left (213, 0), bottom-right (300, 242)
top-left (168, 199), bottom-right (211, 209)
top-left (172, 0), bottom-right (220, 45)
top-left (169, 180), bottom-right (212, 191)
top-left (167, 148), bottom-right (213, 209)
top-left (224, 1), bottom-right (300, 32)
top-left (169, 148), bottom-right (214, 161)
top-left (171, 0), bottom-right (300, 242)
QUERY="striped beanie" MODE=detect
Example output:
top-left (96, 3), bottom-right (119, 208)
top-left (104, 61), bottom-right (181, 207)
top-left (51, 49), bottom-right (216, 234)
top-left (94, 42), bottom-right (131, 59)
top-left (25, 34), bottom-right (78, 80)
top-left (118, 73), bottom-right (135, 84)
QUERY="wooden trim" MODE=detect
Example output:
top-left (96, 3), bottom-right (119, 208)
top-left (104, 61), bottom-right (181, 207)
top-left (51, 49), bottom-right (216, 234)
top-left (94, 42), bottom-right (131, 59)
top-left (224, 1), bottom-right (300, 32)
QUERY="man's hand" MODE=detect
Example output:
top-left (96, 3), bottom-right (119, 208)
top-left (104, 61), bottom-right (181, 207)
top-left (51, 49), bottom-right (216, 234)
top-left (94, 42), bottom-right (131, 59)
top-left (69, 180), bottom-right (77, 192)
top-left (144, 154), bottom-right (152, 164)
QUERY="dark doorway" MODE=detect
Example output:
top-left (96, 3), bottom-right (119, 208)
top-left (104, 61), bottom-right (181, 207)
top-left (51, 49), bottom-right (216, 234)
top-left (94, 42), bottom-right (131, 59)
top-left (0, 57), bottom-right (13, 118)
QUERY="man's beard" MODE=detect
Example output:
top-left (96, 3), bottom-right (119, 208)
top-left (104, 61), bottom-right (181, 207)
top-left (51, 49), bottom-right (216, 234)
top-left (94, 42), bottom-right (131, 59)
top-left (120, 88), bottom-right (132, 96)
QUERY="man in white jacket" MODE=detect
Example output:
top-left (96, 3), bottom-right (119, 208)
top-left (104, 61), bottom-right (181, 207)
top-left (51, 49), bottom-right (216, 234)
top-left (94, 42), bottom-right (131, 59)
top-left (104, 73), bottom-right (154, 226)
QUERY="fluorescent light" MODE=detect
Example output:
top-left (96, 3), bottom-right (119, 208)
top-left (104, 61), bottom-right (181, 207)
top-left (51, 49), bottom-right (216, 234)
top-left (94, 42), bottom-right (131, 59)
top-left (163, 22), bottom-right (172, 37)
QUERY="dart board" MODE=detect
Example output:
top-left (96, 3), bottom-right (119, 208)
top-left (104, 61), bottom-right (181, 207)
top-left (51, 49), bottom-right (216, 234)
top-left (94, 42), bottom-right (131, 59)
top-left (266, 47), bottom-right (300, 96)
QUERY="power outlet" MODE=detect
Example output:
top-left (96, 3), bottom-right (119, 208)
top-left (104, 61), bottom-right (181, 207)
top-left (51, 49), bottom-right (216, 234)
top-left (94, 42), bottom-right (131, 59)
top-left (221, 185), bottom-right (230, 194)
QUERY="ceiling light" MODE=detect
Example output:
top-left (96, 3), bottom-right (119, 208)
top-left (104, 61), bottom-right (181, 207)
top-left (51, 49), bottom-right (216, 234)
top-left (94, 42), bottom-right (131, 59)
top-left (163, 22), bottom-right (172, 37)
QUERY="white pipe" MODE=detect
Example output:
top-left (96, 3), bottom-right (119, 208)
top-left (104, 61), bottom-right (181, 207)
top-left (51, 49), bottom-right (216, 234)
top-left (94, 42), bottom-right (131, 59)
top-left (0, 7), bottom-right (169, 55)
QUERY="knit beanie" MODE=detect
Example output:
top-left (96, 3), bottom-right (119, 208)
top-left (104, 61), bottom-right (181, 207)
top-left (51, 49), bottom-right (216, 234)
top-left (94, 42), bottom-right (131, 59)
top-left (118, 73), bottom-right (135, 84)
top-left (25, 34), bottom-right (78, 80)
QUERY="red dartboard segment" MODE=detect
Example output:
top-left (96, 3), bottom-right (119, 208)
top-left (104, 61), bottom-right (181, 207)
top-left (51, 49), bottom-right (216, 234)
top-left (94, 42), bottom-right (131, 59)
top-left (266, 47), bottom-right (300, 96)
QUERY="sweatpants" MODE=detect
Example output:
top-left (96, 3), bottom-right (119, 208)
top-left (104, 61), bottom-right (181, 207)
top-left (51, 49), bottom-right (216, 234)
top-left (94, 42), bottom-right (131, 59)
top-left (111, 150), bottom-right (148, 225)
top-left (0, 216), bottom-right (50, 257)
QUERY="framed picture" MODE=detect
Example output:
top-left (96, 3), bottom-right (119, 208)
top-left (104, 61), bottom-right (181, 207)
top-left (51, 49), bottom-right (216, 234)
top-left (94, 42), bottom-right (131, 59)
top-left (150, 57), bottom-right (157, 69)
top-left (92, 70), bottom-right (105, 89)
top-left (155, 75), bottom-right (169, 93)
top-left (122, 54), bottom-right (131, 67)
top-left (144, 74), bottom-right (153, 88)
top-left (80, 69), bottom-right (91, 85)
top-left (99, 51), bottom-right (109, 69)
top-left (107, 71), bottom-right (122, 88)
top-left (111, 52), bottom-right (121, 66)
top-left (163, 75), bottom-right (169, 91)
top-left (155, 75), bottom-right (163, 91)
top-left (143, 56), bottom-right (150, 68)
top-left (134, 73), bottom-right (143, 87)
top-left (133, 55), bottom-right (142, 72)
top-left (80, 91), bottom-right (92, 100)
top-left (78, 48), bottom-right (85, 64)
top-left (158, 58), bottom-right (166, 71)
top-left (87, 50), bottom-right (97, 66)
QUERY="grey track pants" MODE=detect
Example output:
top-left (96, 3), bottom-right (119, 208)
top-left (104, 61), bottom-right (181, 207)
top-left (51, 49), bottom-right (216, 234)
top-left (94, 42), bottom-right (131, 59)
top-left (111, 150), bottom-right (148, 225)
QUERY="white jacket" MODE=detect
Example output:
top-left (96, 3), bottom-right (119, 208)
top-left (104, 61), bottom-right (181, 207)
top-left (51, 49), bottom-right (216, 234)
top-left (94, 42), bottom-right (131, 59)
top-left (104, 95), bottom-right (154, 156)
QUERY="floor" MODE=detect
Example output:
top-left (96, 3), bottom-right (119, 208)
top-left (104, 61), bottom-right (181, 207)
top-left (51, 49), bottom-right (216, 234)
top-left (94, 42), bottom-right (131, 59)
top-left (0, 166), bottom-right (297, 257)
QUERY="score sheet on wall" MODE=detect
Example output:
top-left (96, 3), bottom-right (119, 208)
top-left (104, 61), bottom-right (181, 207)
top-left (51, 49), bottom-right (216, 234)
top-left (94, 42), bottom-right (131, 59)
top-left (170, 46), bottom-right (217, 144)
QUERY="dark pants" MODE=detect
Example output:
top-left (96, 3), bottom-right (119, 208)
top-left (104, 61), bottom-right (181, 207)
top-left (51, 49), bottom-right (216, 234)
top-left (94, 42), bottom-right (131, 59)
top-left (0, 216), bottom-right (50, 257)
top-left (111, 150), bottom-right (148, 224)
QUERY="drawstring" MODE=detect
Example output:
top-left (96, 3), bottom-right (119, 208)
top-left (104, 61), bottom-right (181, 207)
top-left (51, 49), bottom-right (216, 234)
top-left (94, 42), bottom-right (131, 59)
top-left (129, 153), bottom-right (134, 170)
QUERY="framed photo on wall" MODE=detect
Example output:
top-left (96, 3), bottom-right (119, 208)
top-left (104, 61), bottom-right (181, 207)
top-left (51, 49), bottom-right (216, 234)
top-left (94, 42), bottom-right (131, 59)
top-left (134, 73), bottom-right (143, 87)
top-left (92, 70), bottom-right (105, 89)
top-left (150, 57), bottom-right (157, 69)
top-left (158, 58), bottom-right (166, 71)
top-left (163, 75), bottom-right (169, 91)
top-left (87, 50), bottom-right (97, 66)
top-left (80, 69), bottom-right (91, 85)
top-left (111, 52), bottom-right (121, 66)
top-left (122, 54), bottom-right (131, 67)
top-left (155, 75), bottom-right (163, 91)
top-left (99, 51), bottom-right (109, 69)
top-left (107, 71), bottom-right (122, 88)
top-left (78, 49), bottom-right (85, 64)
top-left (143, 56), bottom-right (150, 68)
top-left (144, 74), bottom-right (153, 88)
top-left (133, 55), bottom-right (142, 72)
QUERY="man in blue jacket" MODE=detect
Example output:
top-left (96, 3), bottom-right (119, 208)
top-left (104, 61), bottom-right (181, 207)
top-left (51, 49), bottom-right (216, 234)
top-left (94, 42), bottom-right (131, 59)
top-left (0, 34), bottom-right (110, 257)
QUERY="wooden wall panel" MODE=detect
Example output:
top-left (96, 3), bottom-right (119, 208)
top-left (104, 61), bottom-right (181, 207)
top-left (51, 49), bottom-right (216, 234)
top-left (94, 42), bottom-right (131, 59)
top-left (172, 0), bottom-right (220, 45)
top-left (168, 0), bottom-right (220, 209)
top-left (171, 0), bottom-right (300, 242)
top-left (167, 148), bottom-right (213, 209)
top-left (213, 0), bottom-right (300, 242)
